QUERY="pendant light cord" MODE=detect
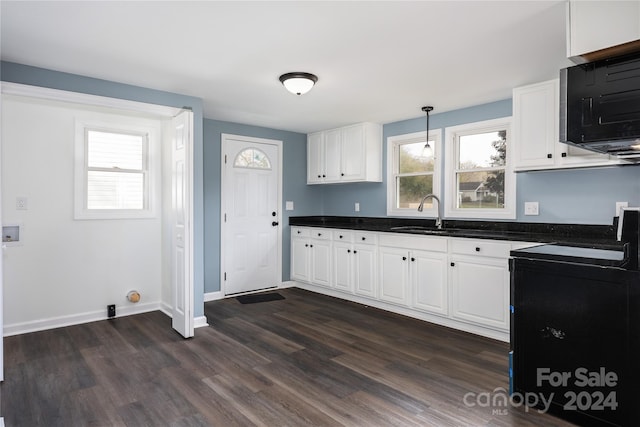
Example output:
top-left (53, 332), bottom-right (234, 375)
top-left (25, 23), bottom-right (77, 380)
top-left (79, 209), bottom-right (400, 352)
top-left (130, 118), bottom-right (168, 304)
top-left (421, 106), bottom-right (434, 149)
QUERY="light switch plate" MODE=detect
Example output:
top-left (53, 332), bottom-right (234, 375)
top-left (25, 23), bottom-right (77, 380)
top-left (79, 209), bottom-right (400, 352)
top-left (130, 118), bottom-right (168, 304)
top-left (285, 201), bottom-right (294, 211)
top-left (16, 197), bottom-right (28, 210)
top-left (524, 201), bottom-right (539, 216)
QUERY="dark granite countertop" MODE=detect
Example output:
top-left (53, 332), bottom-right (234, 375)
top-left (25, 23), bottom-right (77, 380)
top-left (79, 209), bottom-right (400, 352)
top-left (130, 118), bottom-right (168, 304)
top-left (289, 216), bottom-right (623, 250)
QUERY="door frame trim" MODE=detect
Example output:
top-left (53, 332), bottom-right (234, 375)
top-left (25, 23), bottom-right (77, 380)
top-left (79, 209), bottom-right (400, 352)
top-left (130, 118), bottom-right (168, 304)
top-left (220, 133), bottom-right (283, 297)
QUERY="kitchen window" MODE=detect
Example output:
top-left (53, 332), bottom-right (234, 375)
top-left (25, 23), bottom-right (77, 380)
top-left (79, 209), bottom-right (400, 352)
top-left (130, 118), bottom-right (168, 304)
top-left (444, 118), bottom-right (515, 219)
top-left (386, 130), bottom-right (441, 217)
top-left (75, 119), bottom-right (159, 219)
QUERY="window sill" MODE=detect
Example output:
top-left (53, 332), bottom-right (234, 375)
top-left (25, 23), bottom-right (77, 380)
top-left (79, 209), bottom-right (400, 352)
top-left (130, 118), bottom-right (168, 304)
top-left (74, 209), bottom-right (157, 220)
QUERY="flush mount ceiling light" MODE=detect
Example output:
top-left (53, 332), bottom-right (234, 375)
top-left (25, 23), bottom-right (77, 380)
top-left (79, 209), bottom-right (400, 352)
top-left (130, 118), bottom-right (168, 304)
top-left (279, 72), bottom-right (318, 95)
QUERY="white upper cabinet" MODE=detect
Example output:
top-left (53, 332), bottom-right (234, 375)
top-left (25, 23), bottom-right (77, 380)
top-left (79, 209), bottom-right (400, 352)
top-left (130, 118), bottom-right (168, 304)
top-left (566, 0), bottom-right (640, 63)
top-left (307, 132), bottom-right (325, 183)
top-left (512, 79), bottom-right (558, 170)
top-left (307, 122), bottom-right (382, 184)
top-left (512, 79), bottom-right (621, 171)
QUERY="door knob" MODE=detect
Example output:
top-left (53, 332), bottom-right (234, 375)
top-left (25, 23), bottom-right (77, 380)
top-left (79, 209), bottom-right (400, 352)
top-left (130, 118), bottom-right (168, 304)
top-left (272, 221), bottom-right (279, 226)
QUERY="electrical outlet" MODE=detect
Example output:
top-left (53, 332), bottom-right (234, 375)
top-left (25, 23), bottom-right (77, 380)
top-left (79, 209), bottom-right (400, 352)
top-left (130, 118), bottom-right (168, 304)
top-left (616, 202), bottom-right (628, 217)
top-left (524, 202), bottom-right (539, 216)
top-left (107, 304), bottom-right (116, 318)
top-left (355, 202), bottom-right (360, 212)
top-left (16, 197), bottom-right (28, 210)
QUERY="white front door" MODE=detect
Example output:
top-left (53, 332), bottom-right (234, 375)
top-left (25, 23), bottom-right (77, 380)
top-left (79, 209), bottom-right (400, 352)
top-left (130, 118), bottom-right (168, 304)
top-left (222, 134), bottom-right (281, 296)
top-left (171, 110), bottom-right (194, 338)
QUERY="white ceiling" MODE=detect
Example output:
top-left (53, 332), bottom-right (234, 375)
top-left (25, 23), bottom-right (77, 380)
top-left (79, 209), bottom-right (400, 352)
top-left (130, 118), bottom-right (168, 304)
top-left (0, 1), bottom-right (573, 134)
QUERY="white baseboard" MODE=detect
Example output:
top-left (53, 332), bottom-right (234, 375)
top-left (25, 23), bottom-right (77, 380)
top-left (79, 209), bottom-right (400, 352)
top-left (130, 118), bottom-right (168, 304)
top-left (194, 316), bottom-right (209, 328)
top-left (279, 280), bottom-right (297, 288)
top-left (160, 301), bottom-right (172, 317)
top-left (206, 283), bottom-right (292, 302)
top-left (3, 301), bottom-right (163, 337)
top-left (204, 291), bottom-right (223, 302)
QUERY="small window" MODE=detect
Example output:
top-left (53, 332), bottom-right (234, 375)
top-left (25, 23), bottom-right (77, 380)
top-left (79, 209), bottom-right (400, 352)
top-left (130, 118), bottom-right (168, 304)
top-left (234, 148), bottom-right (271, 169)
top-left (75, 119), bottom-right (158, 219)
top-left (86, 130), bottom-right (146, 210)
top-left (387, 130), bottom-right (441, 217)
top-left (444, 118), bottom-right (514, 219)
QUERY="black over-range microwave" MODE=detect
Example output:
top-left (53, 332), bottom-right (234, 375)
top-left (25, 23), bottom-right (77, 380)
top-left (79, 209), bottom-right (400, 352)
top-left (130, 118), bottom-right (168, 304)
top-left (560, 50), bottom-right (640, 161)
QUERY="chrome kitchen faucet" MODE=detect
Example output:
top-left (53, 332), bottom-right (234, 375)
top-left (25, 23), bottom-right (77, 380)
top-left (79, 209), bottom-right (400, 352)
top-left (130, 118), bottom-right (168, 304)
top-left (417, 194), bottom-right (442, 229)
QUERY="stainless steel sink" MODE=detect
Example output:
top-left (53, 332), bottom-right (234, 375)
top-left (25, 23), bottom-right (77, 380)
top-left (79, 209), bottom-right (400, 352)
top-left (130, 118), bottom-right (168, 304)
top-left (389, 226), bottom-right (447, 235)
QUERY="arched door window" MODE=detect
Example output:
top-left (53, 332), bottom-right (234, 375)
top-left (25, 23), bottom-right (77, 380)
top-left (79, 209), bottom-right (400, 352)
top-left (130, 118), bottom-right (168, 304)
top-left (234, 148), bottom-right (272, 169)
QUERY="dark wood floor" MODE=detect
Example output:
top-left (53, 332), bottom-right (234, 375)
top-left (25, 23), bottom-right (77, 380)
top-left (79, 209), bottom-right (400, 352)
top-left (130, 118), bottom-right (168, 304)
top-left (1, 288), bottom-right (575, 426)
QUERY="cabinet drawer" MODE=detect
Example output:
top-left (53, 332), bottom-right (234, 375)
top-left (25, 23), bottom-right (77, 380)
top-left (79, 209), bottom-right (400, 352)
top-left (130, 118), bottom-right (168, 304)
top-left (310, 228), bottom-right (331, 240)
top-left (333, 230), bottom-right (354, 242)
top-left (291, 227), bottom-right (310, 237)
top-left (450, 238), bottom-right (511, 258)
top-left (354, 232), bottom-right (377, 245)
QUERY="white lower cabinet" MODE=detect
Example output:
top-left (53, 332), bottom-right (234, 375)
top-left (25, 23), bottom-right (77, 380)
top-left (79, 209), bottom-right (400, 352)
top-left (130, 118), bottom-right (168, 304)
top-left (378, 246), bottom-right (410, 306)
top-left (309, 229), bottom-right (331, 288)
top-left (332, 230), bottom-right (378, 296)
top-left (353, 240), bottom-right (377, 298)
top-left (449, 239), bottom-right (511, 331)
top-left (291, 228), bottom-right (311, 282)
top-left (333, 236), bottom-right (353, 292)
top-left (378, 234), bottom-right (448, 313)
top-left (291, 227), bottom-right (332, 288)
top-left (411, 250), bottom-right (448, 316)
top-left (378, 246), bottom-right (449, 314)
top-left (291, 227), bottom-right (528, 340)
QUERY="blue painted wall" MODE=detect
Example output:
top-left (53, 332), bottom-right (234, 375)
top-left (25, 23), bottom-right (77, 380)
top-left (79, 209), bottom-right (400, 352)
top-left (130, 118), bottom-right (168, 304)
top-left (321, 100), bottom-right (513, 217)
top-left (1, 61), bottom-right (207, 317)
top-left (322, 99), bottom-right (640, 225)
top-left (203, 119), bottom-right (323, 293)
top-left (5, 60), bottom-right (639, 306)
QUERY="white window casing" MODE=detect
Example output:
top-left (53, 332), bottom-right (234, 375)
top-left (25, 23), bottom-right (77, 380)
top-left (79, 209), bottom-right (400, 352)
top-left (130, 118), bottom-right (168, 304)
top-left (444, 117), bottom-right (515, 220)
top-left (386, 129), bottom-right (442, 218)
top-left (74, 116), bottom-right (161, 220)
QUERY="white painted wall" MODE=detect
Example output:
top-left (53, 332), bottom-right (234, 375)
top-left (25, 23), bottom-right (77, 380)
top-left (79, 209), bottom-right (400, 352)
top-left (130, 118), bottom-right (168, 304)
top-left (1, 94), bottom-right (166, 334)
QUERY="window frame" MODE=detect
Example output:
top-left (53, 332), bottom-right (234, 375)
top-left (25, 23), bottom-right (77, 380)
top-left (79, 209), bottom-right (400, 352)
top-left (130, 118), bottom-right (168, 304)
top-left (443, 117), bottom-right (515, 220)
top-left (74, 118), bottom-right (159, 220)
top-left (386, 129), bottom-right (442, 218)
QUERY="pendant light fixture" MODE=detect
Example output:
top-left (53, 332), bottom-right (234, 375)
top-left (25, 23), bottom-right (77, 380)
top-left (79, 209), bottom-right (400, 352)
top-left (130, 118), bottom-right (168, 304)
top-left (279, 72), bottom-right (318, 95)
top-left (422, 105), bottom-right (434, 157)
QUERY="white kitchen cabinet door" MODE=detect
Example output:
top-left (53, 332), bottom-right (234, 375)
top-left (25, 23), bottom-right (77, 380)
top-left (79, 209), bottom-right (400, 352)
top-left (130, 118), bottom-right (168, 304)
top-left (340, 124), bottom-right (366, 181)
top-left (324, 128), bottom-right (342, 182)
top-left (333, 240), bottom-right (353, 292)
top-left (378, 246), bottom-right (409, 306)
top-left (411, 250), bottom-right (448, 316)
top-left (306, 122), bottom-right (381, 184)
top-left (307, 132), bottom-right (324, 183)
top-left (567, 0), bottom-right (640, 62)
top-left (512, 80), bottom-right (558, 170)
top-left (450, 256), bottom-right (509, 331)
top-left (291, 234), bottom-right (310, 282)
top-left (310, 238), bottom-right (332, 288)
top-left (353, 243), bottom-right (377, 299)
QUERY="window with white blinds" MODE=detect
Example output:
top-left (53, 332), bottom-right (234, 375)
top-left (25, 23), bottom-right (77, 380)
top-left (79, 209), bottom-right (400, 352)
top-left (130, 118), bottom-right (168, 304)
top-left (86, 130), bottom-right (147, 210)
top-left (75, 119), bottom-right (158, 220)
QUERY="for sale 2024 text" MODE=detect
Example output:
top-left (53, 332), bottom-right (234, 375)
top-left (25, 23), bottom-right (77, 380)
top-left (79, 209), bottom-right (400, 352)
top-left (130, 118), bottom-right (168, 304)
top-left (538, 367), bottom-right (618, 411)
